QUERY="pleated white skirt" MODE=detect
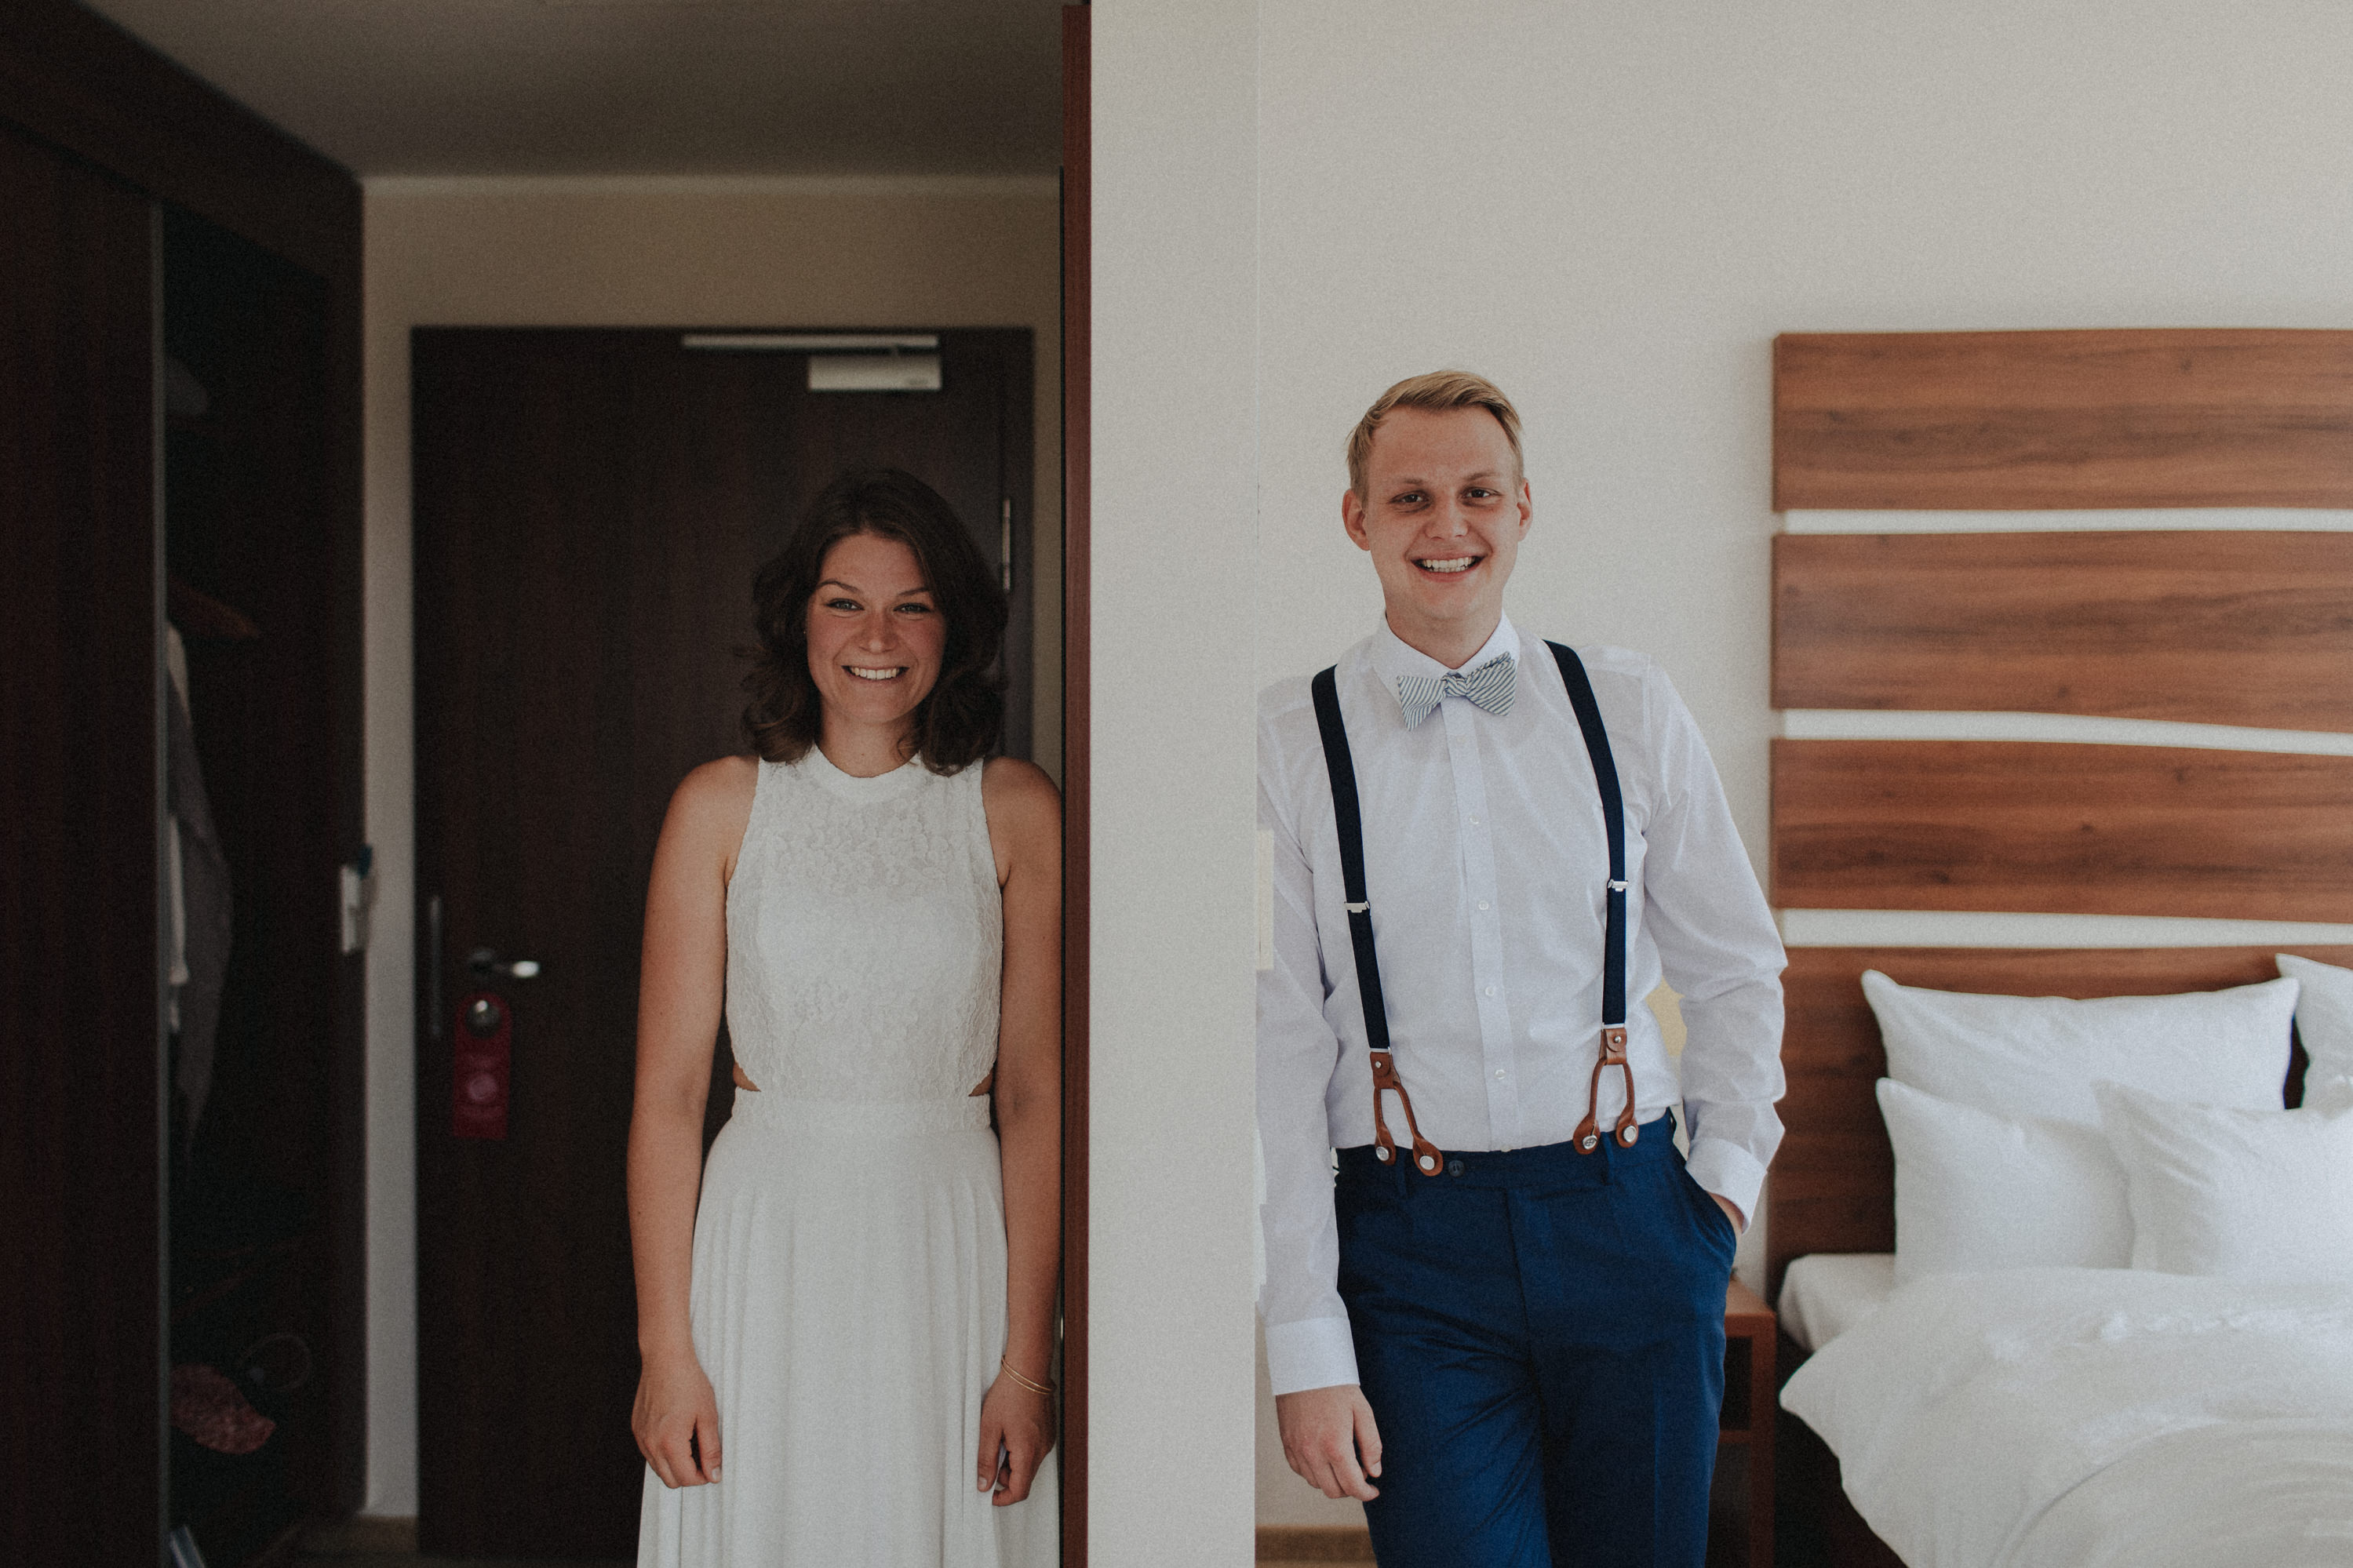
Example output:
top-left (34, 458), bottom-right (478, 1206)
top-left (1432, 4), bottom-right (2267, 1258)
top-left (637, 1097), bottom-right (1058, 1568)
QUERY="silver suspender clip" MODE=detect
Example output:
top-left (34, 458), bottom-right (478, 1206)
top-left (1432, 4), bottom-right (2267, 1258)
top-left (1346, 901), bottom-right (1370, 914)
top-left (1607, 880), bottom-right (1628, 892)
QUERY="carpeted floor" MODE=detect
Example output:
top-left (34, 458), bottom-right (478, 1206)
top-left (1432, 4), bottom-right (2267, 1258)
top-left (290, 1559), bottom-right (631, 1568)
top-left (288, 1559), bottom-right (1364, 1567)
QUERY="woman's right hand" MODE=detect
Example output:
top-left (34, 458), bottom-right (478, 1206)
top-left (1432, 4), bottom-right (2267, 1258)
top-left (633, 1348), bottom-right (722, 1488)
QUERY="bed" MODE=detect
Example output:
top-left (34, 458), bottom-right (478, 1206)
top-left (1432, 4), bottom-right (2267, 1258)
top-left (1765, 946), bottom-right (2353, 1567)
top-left (1761, 329), bottom-right (2353, 1567)
top-left (1787, 1264), bottom-right (2353, 1568)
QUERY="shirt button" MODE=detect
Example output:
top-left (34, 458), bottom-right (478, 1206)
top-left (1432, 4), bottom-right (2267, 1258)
top-left (1469, 817), bottom-right (1481, 826)
top-left (1484, 985), bottom-right (1497, 997)
top-left (1495, 1069), bottom-right (1506, 1079)
top-left (1477, 900), bottom-right (1490, 911)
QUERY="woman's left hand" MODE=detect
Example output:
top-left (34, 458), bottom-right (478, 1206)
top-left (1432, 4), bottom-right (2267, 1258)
top-left (975, 1370), bottom-right (1055, 1505)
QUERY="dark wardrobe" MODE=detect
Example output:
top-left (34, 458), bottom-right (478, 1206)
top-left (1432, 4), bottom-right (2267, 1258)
top-left (0, 2), bottom-right (366, 1562)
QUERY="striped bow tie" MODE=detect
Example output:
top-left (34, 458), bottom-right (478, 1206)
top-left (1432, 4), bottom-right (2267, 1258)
top-left (1395, 651), bottom-right (1516, 729)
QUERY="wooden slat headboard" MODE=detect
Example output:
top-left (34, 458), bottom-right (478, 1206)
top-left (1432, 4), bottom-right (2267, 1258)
top-left (1772, 739), bottom-right (2353, 923)
top-left (1766, 327), bottom-right (2353, 1304)
top-left (1772, 530), bottom-right (2353, 733)
top-left (1774, 329), bottom-right (2353, 510)
top-left (1768, 945), bottom-right (2336, 1299)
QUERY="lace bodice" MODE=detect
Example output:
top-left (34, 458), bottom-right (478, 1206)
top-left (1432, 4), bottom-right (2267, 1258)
top-left (724, 750), bottom-right (1002, 1104)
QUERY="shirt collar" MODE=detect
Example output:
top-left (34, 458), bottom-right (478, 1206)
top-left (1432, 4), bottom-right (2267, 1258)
top-left (1370, 612), bottom-right (1521, 684)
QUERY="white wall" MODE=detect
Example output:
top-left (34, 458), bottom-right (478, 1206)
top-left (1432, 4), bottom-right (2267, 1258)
top-left (1251, 0), bottom-right (2353, 863)
top-left (1237, 0), bottom-right (2353, 1531)
top-left (359, 176), bottom-right (1059, 1513)
top-left (1087, 3), bottom-right (1263, 1562)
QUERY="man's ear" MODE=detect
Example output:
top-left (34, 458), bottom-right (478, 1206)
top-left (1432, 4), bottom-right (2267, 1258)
top-left (1341, 488), bottom-right (1371, 551)
top-left (1515, 478), bottom-right (1533, 539)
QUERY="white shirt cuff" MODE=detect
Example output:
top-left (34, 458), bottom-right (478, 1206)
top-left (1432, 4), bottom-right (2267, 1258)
top-left (1685, 1135), bottom-right (1767, 1232)
top-left (1263, 1315), bottom-right (1360, 1396)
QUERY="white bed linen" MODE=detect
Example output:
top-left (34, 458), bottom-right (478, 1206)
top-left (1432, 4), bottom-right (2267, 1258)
top-left (1776, 1253), bottom-right (1896, 1352)
top-left (1878, 1080), bottom-right (2131, 1282)
top-left (1860, 970), bottom-right (2298, 1128)
top-left (1780, 1267), bottom-right (2353, 1568)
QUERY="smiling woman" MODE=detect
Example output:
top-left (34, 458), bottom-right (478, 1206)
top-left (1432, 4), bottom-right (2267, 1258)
top-left (743, 469), bottom-right (1010, 780)
top-left (628, 466), bottom-right (1062, 1566)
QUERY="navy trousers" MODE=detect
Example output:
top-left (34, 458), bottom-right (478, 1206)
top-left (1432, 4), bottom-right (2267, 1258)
top-left (1335, 1126), bottom-right (1736, 1568)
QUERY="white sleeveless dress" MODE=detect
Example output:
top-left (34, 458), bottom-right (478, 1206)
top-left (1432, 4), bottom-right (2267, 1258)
top-left (638, 749), bottom-right (1057, 1567)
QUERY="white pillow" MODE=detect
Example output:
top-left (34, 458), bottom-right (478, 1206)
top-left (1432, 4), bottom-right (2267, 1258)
top-left (1861, 970), bottom-right (2297, 1128)
top-left (1877, 1078), bottom-right (2131, 1285)
top-left (2096, 1077), bottom-right (2353, 1288)
top-left (2273, 954), bottom-right (2353, 1087)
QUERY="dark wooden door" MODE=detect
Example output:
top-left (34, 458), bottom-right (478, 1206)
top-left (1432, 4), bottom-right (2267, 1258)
top-left (0, 124), bottom-right (165, 1568)
top-left (412, 327), bottom-right (1035, 1556)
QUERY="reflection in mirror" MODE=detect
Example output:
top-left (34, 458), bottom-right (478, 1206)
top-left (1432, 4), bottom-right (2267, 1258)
top-left (626, 470), bottom-right (1062, 1558)
top-left (410, 315), bottom-right (1065, 1558)
top-left (366, 13), bottom-right (1074, 1566)
top-left (4, 0), bottom-right (1073, 1562)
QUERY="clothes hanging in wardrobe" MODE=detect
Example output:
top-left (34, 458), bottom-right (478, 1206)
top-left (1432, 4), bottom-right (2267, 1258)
top-left (166, 623), bottom-right (232, 1142)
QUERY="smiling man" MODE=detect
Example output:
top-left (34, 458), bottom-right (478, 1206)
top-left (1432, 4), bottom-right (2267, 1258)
top-left (1256, 372), bottom-right (1786, 1568)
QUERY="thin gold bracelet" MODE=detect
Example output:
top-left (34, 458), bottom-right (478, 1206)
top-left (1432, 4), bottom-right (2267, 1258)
top-left (1000, 1356), bottom-right (1055, 1396)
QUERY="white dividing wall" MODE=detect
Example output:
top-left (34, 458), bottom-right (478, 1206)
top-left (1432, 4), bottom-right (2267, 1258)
top-left (1234, 0), bottom-right (2353, 1532)
top-left (1087, 3), bottom-right (1263, 1562)
top-left (360, 177), bottom-right (1059, 1514)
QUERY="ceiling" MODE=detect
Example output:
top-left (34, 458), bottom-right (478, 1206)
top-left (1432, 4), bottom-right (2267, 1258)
top-left (82, 0), bottom-right (1065, 177)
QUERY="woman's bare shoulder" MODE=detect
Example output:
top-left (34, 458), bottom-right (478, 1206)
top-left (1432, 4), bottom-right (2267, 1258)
top-left (667, 755), bottom-right (759, 849)
top-left (981, 757), bottom-right (1062, 827)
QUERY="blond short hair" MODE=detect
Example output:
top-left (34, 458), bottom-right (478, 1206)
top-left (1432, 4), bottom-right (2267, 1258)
top-left (1346, 370), bottom-right (1524, 497)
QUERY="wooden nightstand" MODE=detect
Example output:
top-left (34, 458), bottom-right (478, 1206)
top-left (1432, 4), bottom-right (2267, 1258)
top-left (1714, 1278), bottom-right (1776, 1568)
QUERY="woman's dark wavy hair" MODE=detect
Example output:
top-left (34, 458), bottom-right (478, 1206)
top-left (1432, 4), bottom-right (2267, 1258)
top-left (742, 467), bottom-right (1007, 773)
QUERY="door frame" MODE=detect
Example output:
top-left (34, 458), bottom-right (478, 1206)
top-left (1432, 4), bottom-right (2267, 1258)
top-left (1059, 7), bottom-right (1091, 1563)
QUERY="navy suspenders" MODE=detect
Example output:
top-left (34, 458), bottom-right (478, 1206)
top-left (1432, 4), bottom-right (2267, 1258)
top-left (1309, 641), bottom-right (1638, 1170)
top-left (1312, 665), bottom-right (1441, 1173)
top-left (1553, 641), bottom-right (1641, 1155)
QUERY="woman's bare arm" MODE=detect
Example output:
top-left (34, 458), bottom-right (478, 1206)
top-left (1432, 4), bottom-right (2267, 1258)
top-left (974, 756), bottom-right (1062, 1504)
top-left (627, 755), bottom-right (755, 1489)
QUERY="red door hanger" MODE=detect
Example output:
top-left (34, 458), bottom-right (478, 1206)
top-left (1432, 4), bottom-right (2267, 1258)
top-left (452, 989), bottom-right (512, 1139)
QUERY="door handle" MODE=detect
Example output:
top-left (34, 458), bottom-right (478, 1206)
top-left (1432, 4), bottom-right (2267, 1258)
top-left (468, 948), bottom-right (541, 980)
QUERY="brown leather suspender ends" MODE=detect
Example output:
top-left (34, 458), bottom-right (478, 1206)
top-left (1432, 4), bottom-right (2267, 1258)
top-left (1574, 1025), bottom-right (1639, 1152)
top-left (1369, 1050), bottom-right (1444, 1174)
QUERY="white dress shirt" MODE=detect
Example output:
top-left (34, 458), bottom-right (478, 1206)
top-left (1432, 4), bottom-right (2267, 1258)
top-left (1256, 615), bottom-right (1787, 1396)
